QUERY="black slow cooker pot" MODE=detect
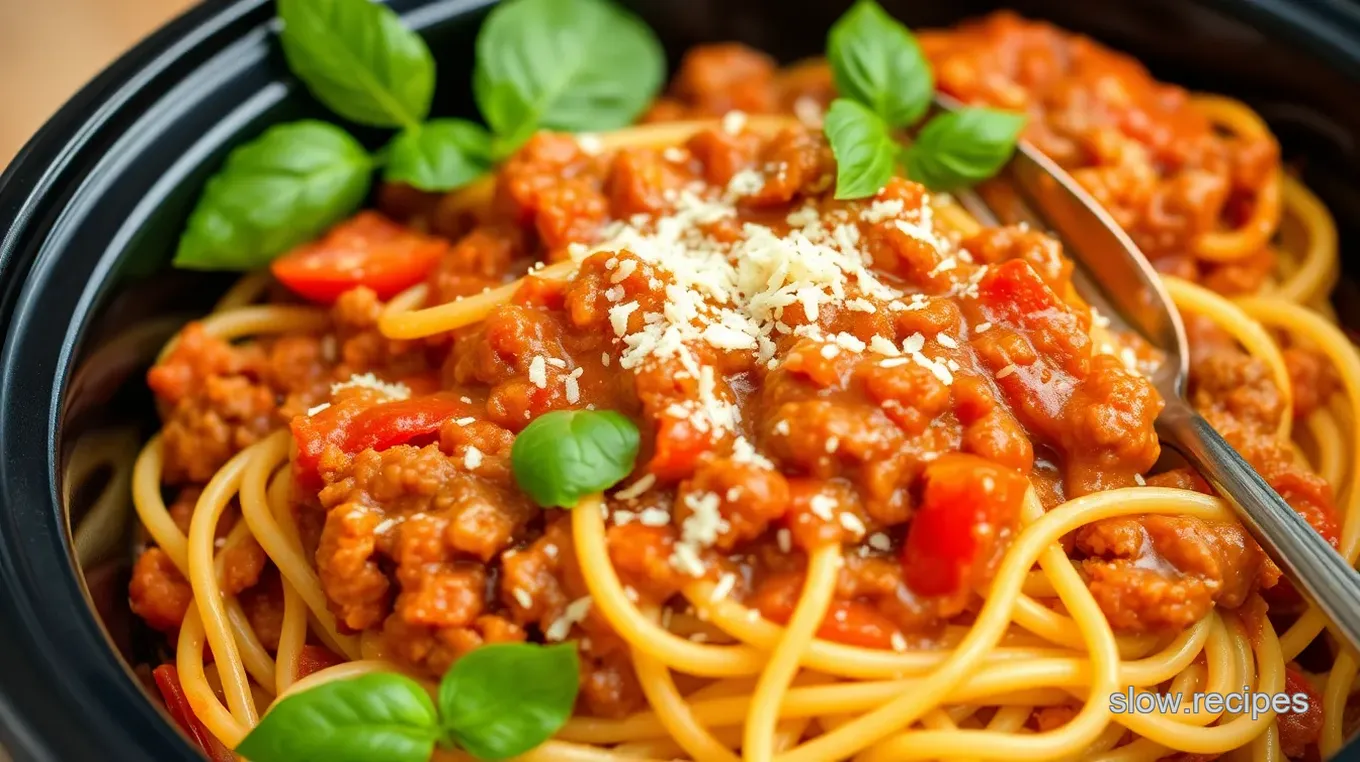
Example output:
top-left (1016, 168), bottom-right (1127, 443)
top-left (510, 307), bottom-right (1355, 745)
top-left (4, 0), bottom-right (1360, 759)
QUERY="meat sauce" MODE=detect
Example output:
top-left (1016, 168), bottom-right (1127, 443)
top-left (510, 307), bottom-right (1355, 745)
top-left (130, 13), bottom-right (1337, 746)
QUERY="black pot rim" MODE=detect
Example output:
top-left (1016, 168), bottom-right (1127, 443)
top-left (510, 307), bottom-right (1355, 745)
top-left (4, 1), bottom-right (1360, 761)
top-left (0, 3), bottom-right (275, 758)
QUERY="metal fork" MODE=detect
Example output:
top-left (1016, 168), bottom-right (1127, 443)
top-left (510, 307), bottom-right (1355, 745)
top-left (941, 96), bottom-right (1360, 654)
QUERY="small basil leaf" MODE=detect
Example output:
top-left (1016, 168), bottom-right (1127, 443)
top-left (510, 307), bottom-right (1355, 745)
top-left (904, 107), bottom-right (1026, 191)
top-left (474, 0), bottom-right (665, 139)
top-left (511, 410), bottom-right (640, 508)
top-left (439, 643), bottom-right (580, 761)
top-left (173, 121), bottom-right (372, 271)
top-left (827, 0), bottom-right (933, 128)
top-left (384, 120), bottom-right (495, 192)
top-left (278, 0), bottom-right (435, 128)
top-left (824, 99), bottom-right (897, 200)
top-left (235, 673), bottom-right (439, 762)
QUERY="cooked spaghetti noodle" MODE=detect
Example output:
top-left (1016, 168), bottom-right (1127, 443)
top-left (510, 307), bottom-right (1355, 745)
top-left (99, 12), bottom-right (1360, 762)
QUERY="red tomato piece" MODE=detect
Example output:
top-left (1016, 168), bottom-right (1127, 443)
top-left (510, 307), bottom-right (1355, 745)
top-left (294, 644), bottom-right (346, 681)
top-left (647, 417), bottom-right (712, 481)
top-left (975, 259), bottom-right (1063, 325)
top-left (291, 392), bottom-right (475, 490)
top-left (752, 574), bottom-right (903, 650)
top-left (901, 453), bottom-right (1028, 598)
top-left (152, 665), bottom-right (235, 762)
top-left (1277, 666), bottom-right (1324, 758)
top-left (271, 211), bottom-right (449, 303)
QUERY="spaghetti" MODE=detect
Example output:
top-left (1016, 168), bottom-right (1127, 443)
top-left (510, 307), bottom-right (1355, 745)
top-left (100, 12), bottom-right (1360, 762)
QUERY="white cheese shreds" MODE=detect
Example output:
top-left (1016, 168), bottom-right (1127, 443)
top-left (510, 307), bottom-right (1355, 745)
top-left (564, 375), bottom-right (580, 404)
top-left (891, 632), bottom-right (908, 652)
top-left (710, 573), bottom-right (738, 602)
top-left (576, 133), bottom-right (603, 154)
top-left (1134, 473), bottom-right (1147, 486)
top-left (463, 446), bottom-right (483, 470)
top-left (726, 169), bottom-right (766, 199)
top-left (307, 403), bottom-right (331, 416)
top-left (670, 543), bottom-right (706, 577)
top-left (997, 364), bottom-right (1017, 378)
top-left (638, 507), bottom-right (671, 526)
top-left (331, 373), bottom-right (410, 400)
top-left (937, 334), bottom-right (958, 349)
top-left (776, 528), bottom-right (793, 554)
top-left (838, 513), bottom-right (866, 535)
top-left (614, 473), bottom-right (656, 500)
top-left (867, 532), bottom-right (892, 551)
top-left (975, 322), bottom-right (992, 334)
top-left (545, 596), bottom-right (592, 641)
top-left (513, 588), bottom-right (533, 608)
top-left (528, 356), bottom-right (548, 389)
top-left (722, 110), bottom-right (747, 135)
top-left (455, 417), bottom-right (476, 426)
top-left (809, 494), bottom-right (837, 520)
top-left (663, 146), bottom-right (687, 162)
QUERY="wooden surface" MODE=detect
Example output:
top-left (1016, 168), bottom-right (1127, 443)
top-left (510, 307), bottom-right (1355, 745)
top-left (0, 0), bottom-right (195, 166)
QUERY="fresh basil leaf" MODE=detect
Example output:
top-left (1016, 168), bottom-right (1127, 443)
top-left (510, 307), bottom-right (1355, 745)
top-left (904, 107), bottom-right (1026, 191)
top-left (824, 99), bottom-right (897, 200)
top-left (474, 0), bottom-right (665, 143)
top-left (174, 120), bottom-right (372, 271)
top-left (278, 0), bottom-right (435, 128)
top-left (384, 120), bottom-right (495, 192)
top-left (439, 643), bottom-right (580, 761)
top-left (827, 0), bottom-right (933, 128)
top-left (511, 410), bottom-right (640, 508)
top-left (235, 673), bottom-right (439, 762)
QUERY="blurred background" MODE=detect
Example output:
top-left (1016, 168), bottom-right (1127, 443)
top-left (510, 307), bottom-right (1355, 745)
top-left (0, 0), bottom-right (193, 167)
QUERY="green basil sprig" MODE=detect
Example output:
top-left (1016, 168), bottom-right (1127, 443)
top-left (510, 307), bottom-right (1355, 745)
top-left (475, 0), bottom-right (666, 152)
top-left (175, 0), bottom-right (665, 271)
top-left (277, 0), bottom-right (435, 129)
top-left (904, 108), bottom-right (1027, 191)
top-left (236, 644), bottom-right (580, 762)
top-left (511, 410), bottom-right (641, 508)
top-left (827, 0), bottom-right (932, 130)
top-left (822, 0), bottom-right (1025, 198)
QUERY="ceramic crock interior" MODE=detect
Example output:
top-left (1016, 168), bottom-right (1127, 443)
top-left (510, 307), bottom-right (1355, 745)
top-left (39, 0), bottom-right (1360, 756)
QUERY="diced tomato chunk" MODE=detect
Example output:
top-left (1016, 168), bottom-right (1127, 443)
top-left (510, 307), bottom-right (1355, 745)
top-left (152, 665), bottom-right (235, 762)
top-left (272, 211), bottom-right (449, 303)
top-left (295, 644), bottom-right (345, 681)
top-left (975, 259), bottom-right (1064, 326)
top-left (291, 392), bottom-right (474, 490)
top-left (647, 417), bottom-right (713, 480)
top-left (752, 575), bottom-right (903, 650)
top-left (1277, 666), bottom-right (1323, 758)
top-left (902, 453), bottom-right (1028, 598)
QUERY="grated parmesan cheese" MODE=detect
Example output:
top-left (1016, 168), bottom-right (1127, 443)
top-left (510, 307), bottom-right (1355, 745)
top-left (576, 133), bottom-right (603, 155)
top-left (722, 110), bottom-right (747, 135)
top-left (710, 573), bottom-right (737, 602)
top-left (615, 473), bottom-right (656, 500)
top-left (331, 373), bottom-right (410, 400)
top-left (545, 596), bottom-right (592, 642)
top-left (463, 446), bottom-right (483, 470)
top-left (528, 356), bottom-right (548, 388)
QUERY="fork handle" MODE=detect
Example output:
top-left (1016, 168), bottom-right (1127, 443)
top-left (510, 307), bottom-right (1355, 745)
top-left (1155, 401), bottom-right (1360, 654)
